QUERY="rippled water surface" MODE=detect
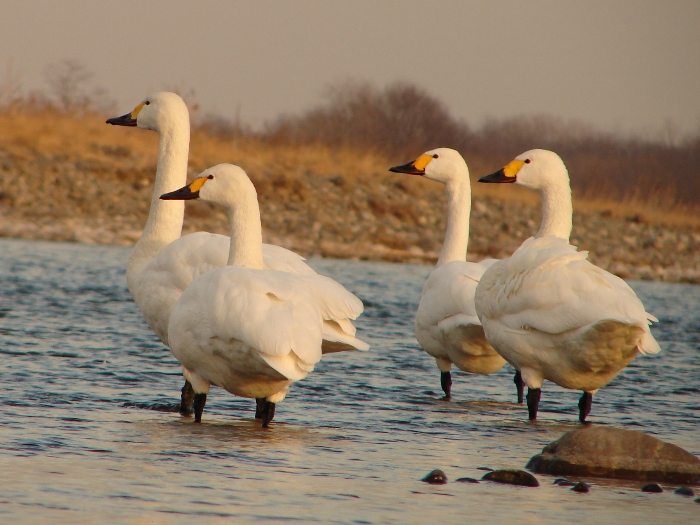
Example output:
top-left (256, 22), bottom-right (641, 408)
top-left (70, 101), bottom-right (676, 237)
top-left (0, 238), bottom-right (698, 524)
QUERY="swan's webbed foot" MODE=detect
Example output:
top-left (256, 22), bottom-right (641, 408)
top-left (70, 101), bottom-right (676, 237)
top-left (193, 393), bottom-right (207, 423)
top-left (180, 380), bottom-right (195, 416)
top-left (578, 392), bottom-right (593, 423)
top-left (526, 388), bottom-right (541, 420)
top-left (514, 371), bottom-right (524, 404)
top-left (440, 371), bottom-right (452, 398)
top-left (255, 397), bottom-right (266, 419)
top-left (261, 401), bottom-right (276, 428)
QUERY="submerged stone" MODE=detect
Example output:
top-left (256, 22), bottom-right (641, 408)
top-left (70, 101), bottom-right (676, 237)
top-left (674, 486), bottom-right (695, 497)
top-left (571, 481), bottom-right (590, 493)
top-left (641, 483), bottom-right (663, 493)
top-left (553, 478), bottom-right (575, 487)
top-left (482, 469), bottom-right (539, 487)
top-left (421, 469), bottom-right (447, 485)
top-left (526, 426), bottom-right (700, 484)
top-left (455, 477), bottom-right (479, 483)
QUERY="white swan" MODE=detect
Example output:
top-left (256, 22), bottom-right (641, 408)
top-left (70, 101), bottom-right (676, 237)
top-left (389, 148), bottom-right (508, 399)
top-left (107, 93), bottom-right (367, 413)
top-left (160, 164), bottom-right (326, 426)
top-left (475, 149), bottom-right (661, 422)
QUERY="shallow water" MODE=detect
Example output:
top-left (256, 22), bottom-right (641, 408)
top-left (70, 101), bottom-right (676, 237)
top-left (0, 238), bottom-right (698, 524)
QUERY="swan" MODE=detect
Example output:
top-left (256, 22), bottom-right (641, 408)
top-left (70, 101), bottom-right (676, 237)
top-left (160, 164), bottom-right (326, 426)
top-left (475, 149), bottom-right (660, 422)
top-left (389, 148), bottom-right (509, 400)
top-left (106, 93), bottom-right (368, 414)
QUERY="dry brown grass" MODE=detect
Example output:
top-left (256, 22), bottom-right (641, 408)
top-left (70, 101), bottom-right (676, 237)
top-left (0, 106), bottom-right (699, 283)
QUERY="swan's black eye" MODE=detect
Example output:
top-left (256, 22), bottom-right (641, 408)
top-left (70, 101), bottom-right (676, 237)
top-left (207, 175), bottom-right (214, 179)
top-left (433, 154), bottom-right (439, 159)
top-left (524, 159), bottom-right (531, 164)
top-left (145, 101), bottom-right (150, 105)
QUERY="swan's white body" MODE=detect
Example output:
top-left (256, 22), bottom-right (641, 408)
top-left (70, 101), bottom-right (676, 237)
top-left (110, 93), bottom-right (367, 353)
top-left (416, 258), bottom-right (504, 374)
top-left (165, 164), bottom-right (329, 403)
top-left (475, 149), bottom-right (660, 395)
top-left (390, 149), bottom-right (505, 381)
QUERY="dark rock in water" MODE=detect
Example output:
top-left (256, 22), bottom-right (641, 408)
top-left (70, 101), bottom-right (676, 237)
top-left (674, 486), bottom-right (695, 497)
top-left (553, 478), bottom-right (575, 487)
top-left (526, 426), bottom-right (700, 484)
top-left (695, 497), bottom-right (700, 504)
top-left (571, 481), bottom-right (590, 493)
top-left (482, 469), bottom-right (539, 487)
top-left (477, 466), bottom-right (493, 471)
top-left (455, 477), bottom-right (479, 484)
top-left (641, 483), bottom-right (663, 493)
top-left (421, 469), bottom-right (447, 485)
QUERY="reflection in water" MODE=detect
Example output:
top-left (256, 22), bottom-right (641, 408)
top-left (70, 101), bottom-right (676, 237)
top-left (0, 239), bottom-right (698, 523)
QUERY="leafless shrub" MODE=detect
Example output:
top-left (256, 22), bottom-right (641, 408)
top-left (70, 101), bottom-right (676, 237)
top-left (264, 81), bottom-right (700, 207)
top-left (0, 61), bottom-right (23, 109)
top-left (265, 80), bottom-right (473, 157)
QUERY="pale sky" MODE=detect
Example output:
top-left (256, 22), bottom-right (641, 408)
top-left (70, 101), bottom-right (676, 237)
top-left (1, 0), bottom-right (698, 137)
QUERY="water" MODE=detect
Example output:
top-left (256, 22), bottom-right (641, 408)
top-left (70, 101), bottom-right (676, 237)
top-left (0, 238), bottom-right (698, 524)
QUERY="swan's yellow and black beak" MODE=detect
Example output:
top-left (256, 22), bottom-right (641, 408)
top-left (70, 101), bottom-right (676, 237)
top-left (106, 102), bottom-right (145, 127)
top-left (160, 176), bottom-right (211, 200)
top-left (389, 153), bottom-right (434, 176)
top-left (478, 159), bottom-right (525, 184)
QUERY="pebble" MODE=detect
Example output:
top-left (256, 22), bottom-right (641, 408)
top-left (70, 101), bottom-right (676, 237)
top-left (421, 469), bottom-right (447, 485)
top-left (641, 483), bottom-right (663, 493)
top-left (553, 478), bottom-right (576, 487)
top-left (455, 477), bottom-right (479, 484)
top-left (481, 469), bottom-right (539, 487)
top-left (571, 482), bottom-right (590, 493)
top-left (674, 487), bottom-right (695, 497)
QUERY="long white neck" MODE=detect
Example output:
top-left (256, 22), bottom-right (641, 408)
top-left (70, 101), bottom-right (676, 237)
top-left (127, 120), bottom-right (190, 286)
top-left (536, 179), bottom-right (572, 241)
top-left (226, 197), bottom-right (265, 269)
top-left (437, 178), bottom-right (471, 266)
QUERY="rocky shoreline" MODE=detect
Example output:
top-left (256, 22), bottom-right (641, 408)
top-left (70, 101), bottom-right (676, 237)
top-left (1, 111), bottom-right (698, 284)
top-left (2, 190), bottom-right (699, 284)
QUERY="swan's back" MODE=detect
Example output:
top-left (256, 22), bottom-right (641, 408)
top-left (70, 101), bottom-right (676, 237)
top-left (129, 231), bottom-right (319, 345)
top-left (476, 236), bottom-right (660, 354)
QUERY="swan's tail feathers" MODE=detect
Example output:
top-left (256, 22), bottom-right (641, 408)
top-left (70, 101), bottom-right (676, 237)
top-left (321, 319), bottom-right (370, 353)
top-left (259, 353), bottom-right (309, 382)
top-left (638, 312), bottom-right (661, 355)
top-left (638, 331), bottom-right (661, 355)
top-left (437, 314), bottom-right (481, 333)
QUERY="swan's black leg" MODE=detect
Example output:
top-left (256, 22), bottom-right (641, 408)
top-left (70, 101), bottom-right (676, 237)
top-left (514, 371), bottom-right (525, 404)
top-left (440, 371), bottom-right (452, 398)
top-left (193, 393), bottom-right (207, 423)
top-left (578, 392), bottom-right (593, 423)
top-left (261, 402), bottom-right (276, 428)
top-left (180, 380), bottom-right (195, 416)
top-left (526, 388), bottom-right (541, 420)
top-left (255, 397), bottom-right (266, 419)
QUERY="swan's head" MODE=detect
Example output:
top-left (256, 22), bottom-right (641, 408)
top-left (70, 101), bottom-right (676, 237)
top-left (389, 147), bottom-right (468, 184)
top-left (106, 92), bottom-right (189, 132)
top-left (159, 163), bottom-right (257, 209)
top-left (478, 149), bottom-right (569, 191)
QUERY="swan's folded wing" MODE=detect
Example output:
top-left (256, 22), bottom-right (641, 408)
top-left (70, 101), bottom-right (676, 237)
top-left (478, 236), bottom-right (655, 335)
top-left (262, 243), bottom-right (317, 276)
top-left (171, 267), bottom-right (324, 367)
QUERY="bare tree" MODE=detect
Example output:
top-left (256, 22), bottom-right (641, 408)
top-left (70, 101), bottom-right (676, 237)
top-left (44, 59), bottom-right (114, 113)
top-left (0, 60), bottom-right (23, 109)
